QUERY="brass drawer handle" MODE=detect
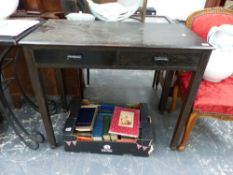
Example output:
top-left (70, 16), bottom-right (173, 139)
top-left (153, 56), bottom-right (169, 65)
top-left (67, 54), bottom-right (83, 61)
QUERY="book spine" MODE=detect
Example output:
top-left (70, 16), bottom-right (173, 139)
top-left (103, 116), bottom-right (111, 141)
top-left (110, 134), bottom-right (118, 141)
top-left (76, 136), bottom-right (93, 141)
top-left (92, 114), bottom-right (103, 141)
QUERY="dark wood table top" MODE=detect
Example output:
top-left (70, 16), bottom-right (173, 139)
top-left (19, 19), bottom-right (213, 50)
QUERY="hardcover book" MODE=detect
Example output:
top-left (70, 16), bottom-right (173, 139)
top-left (109, 106), bottom-right (140, 138)
top-left (75, 105), bottom-right (98, 131)
top-left (116, 136), bottom-right (137, 143)
top-left (103, 116), bottom-right (111, 141)
top-left (99, 104), bottom-right (115, 114)
top-left (110, 134), bottom-right (118, 141)
top-left (92, 114), bottom-right (103, 141)
top-left (76, 136), bottom-right (93, 141)
top-left (73, 130), bottom-right (92, 137)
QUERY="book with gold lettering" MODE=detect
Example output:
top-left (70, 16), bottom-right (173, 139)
top-left (109, 106), bottom-right (140, 138)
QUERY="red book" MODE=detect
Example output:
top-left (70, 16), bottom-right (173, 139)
top-left (109, 106), bottom-right (140, 138)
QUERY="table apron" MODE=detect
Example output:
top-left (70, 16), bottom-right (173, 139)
top-left (32, 48), bottom-right (203, 71)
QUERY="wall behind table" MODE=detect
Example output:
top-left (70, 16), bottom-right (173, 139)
top-left (147, 0), bottom-right (225, 20)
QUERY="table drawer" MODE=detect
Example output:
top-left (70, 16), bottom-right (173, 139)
top-left (33, 49), bottom-right (117, 67)
top-left (118, 52), bottom-right (200, 70)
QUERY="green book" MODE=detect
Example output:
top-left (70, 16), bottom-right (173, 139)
top-left (103, 116), bottom-right (111, 141)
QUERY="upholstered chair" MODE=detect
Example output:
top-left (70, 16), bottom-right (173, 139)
top-left (168, 7), bottom-right (233, 151)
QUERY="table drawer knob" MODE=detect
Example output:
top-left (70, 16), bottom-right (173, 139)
top-left (154, 56), bottom-right (169, 65)
top-left (67, 54), bottom-right (83, 61)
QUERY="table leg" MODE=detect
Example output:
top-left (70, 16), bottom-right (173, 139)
top-left (23, 48), bottom-right (57, 148)
top-left (152, 70), bottom-right (158, 88)
top-left (170, 52), bottom-right (211, 150)
top-left (140, 0), bottom-right (148, 22)
top-left (78, 69), bottom-right (84, 99)
top-left (159, 70), bottom-right (174, 113)
top-left (86, 68), bottom-right (90, 85)
top-left (56, 69), bottom-right (67, 110)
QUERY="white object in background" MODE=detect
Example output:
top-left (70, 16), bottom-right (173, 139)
top-left (0, 0), bottom-right (19, 19)
top-left (147, 0), bottom-right (206, 20)
top-left (203, 25), bottom-right (233, 82)
top-left (66, 12), bottom-right (95, 21)
top-left (87, 0), bottom-right (142, 22)
top-left (203, 49), bottom-right (233, 82)
top-left (208, 24), bottom-right (233, 49)
top-left (0, 19), bottom-right (39, 36)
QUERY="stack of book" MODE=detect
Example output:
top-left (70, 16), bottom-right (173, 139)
top-left (73, 104), bottom-right (140, 143)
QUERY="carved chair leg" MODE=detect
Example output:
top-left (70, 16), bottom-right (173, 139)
top-left (167, 83), bottom-right (179, 112)
top-left (177, 112), bottom-right (198, 151)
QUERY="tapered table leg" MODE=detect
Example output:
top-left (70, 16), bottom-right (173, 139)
top-left (24, 48), bottom-right (57, 148)
top-left (56, 69), bottom-right (67, 110)
top-left (159, 70), bottom-right (174, 113)
top-left (86, 68), bottom-right (90, 85)
top-left (170, 52), bottom-right (211, 150)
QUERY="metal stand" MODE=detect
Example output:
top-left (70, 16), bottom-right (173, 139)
top-left (0, 46), bottom-right (44, 150)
